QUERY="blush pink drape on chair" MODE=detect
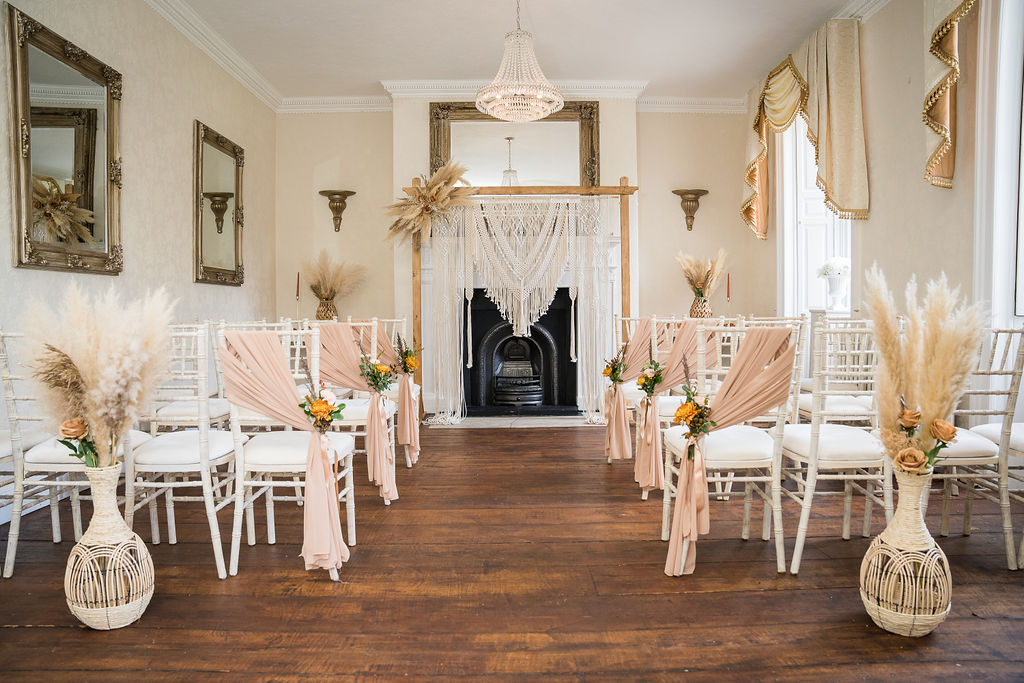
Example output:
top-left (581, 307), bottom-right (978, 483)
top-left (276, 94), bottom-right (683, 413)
top-left (318, 323), bottom-right (399, 503)
top-left (219, 331), bottom-right (349, 572)
top-left (664, 326), bottom-right (796, 576)
top-left (605, 319), bottom-right (655, 462)
top-left (634, 321), bottom-right (718, 492)
top-left (351, 319), bottom-right (419, 464)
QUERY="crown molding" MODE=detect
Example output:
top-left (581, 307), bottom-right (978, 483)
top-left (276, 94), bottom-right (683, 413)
top-left (277, 95), bottom-right (393, 113)
top-left (29, 84), bottom-right (106, 106)
top-left (636, 96), bottom-right (747, 114)
top-left (835, 0), bottom-right (891, 21)
top-left (381, 79), bottom-right (649, 100)
top-left (143, 0), bottom-right (282, 109)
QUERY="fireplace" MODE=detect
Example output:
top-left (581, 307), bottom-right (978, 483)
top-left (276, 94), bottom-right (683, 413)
top-left (465, 288), bottom-right (578, 415)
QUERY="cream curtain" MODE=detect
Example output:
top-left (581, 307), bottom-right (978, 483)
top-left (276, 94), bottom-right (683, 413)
top-left (742, 18), bottom-right (869, 239)
top-left (924, 0), bottom-right (977, 188)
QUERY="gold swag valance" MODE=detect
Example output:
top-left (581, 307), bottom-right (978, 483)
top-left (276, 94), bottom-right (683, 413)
top-left (741, 18), bottom-right (869, 239)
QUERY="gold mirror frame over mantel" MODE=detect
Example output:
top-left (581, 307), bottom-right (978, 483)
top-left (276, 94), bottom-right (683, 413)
top-left (7, 5), bottom-right (122, 274)
top-left (193, 120), bottom-right (244, 286)
top-left (429, 101), bottom-right (599, 185)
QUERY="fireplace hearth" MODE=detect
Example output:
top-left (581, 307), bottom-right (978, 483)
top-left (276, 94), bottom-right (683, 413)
top-left (465, 288), bottom-right (578, 416)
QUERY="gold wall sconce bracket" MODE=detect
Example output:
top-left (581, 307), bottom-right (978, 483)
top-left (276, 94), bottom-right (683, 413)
top-left (672, 189), bottom-right (708, 231)
top-left (319, 190), bottom-right (356, 231)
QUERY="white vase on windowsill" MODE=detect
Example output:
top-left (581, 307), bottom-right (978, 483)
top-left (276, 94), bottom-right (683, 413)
top-left (825, 274), bottom-right (847, 311)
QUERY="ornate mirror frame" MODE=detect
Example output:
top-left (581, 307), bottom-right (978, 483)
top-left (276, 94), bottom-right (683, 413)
top-left (193, 120), bottom-right (244, 286)
top-left (429, 101), bottom-right (599, 185)
top-left (7, 6), bottom-right (123, 274)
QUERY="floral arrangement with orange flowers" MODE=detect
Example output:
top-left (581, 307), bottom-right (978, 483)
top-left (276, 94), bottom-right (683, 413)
top-left (360, 357), bottom-right (395, 394)
top-left (603, 345), bottom-right (627, 384)
top-left (863, 265), bottom-right (984, 475)
top-left (636, 358), bottom-right (663, 397)
top-left (300, 383), bottom-right (345, 433)
top-left (394, 335), bottom-right (420, 375)
top-left (671, 360), bottom-right (715, 459)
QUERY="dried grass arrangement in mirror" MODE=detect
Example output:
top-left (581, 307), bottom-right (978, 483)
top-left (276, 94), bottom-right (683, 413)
top-left (31, 175), bottom-right (96, 245)
top-left (302, 249), bottom-right (366, 320)
top-left (387, 160), bottom-right (476, 243)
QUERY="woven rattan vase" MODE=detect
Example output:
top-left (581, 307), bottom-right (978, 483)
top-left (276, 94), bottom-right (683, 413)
top-left (689, 295), bottom-right (712, 318)
top-left (316, 297), bottom-right (337, 320)
top-left (859, 468), bottom-right (951, 637)
top-left (64, 464), bottom-right (154, 630)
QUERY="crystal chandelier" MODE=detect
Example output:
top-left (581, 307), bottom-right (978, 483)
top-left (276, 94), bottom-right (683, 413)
top-left (475, 0), bottom-right (564, 123)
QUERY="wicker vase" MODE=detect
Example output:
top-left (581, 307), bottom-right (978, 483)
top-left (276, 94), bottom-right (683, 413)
top-left (316, 297), bottom-right (337, 321)
top-left (689, 295), bottom-right (712, 318)
top-left (859, 468), bottom-right (951, 637)
top-left (64, 464), bottom-right (154, 630)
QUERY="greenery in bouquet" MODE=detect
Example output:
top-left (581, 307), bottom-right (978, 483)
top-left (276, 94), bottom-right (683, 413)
top-left (603, 344), bottom-right (627, 384)
top-left (395, 334), bottom-right (420, 374)
top-left (636, 358), bottom-right (663, 397)
top-left (300, 384), bottom-right (345, 433)
top-left (360, 357), bottom-right (395, 394)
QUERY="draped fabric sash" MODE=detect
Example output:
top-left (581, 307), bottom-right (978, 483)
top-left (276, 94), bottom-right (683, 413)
top-left (397, 373), bottom-right (420, 464)
top-left (665, 327), bottom-right (796, 576)
top-left (634, 396), bottom-right (664, 490)
top-left (318, 323), bottom-right (398, 502)
top-left (604, 385), bottom-right (631, 461)
top-left (350, 319), bottom-right (419, 464)
top-left (219, 331), bottom-right (348, 572)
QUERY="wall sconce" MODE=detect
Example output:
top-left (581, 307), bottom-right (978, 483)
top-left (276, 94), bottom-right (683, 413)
top-left (671, 189), bottom-right (708, 231)
top-left (202, 192), bottom-right (234, 233)
top-left (318, 190), bottom-right (356, 231)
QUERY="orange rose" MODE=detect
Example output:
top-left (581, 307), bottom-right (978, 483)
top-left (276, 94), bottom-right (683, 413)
top-left (309, 399), bottom-right (333, 420)
top-left (602, 366), bottom-right (612, 377)
top-left (405, 356), bottom-right (419, 372)
top-left (673, 402), bottom-right (697, 426)
top-left (375, 363), bottom-right (390, 375)
top-left (930, 419), bottom-right (957, 444)
top-left (894, 447), bottom-right (929, 474)
top-left (898, 409), bottom-right (921, 430)
top-left (59, 417), bottom-right (88, 440)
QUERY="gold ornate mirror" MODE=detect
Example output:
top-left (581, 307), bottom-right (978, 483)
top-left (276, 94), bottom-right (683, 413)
top-left (194, 120), bottom-right (243, 285)
top-left (7, 6), bottom-right (122, 273)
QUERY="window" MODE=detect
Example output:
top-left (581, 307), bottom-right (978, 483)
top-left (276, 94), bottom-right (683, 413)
top-left (779, 116), bottom-right (852, 317)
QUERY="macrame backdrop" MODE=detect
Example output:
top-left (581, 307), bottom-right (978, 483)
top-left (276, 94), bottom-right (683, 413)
top-left (427, 196), bottom-right (615, 424)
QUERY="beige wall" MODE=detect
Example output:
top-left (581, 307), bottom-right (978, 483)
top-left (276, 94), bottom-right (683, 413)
top-left (0, 0), bottom-right (277, 327)
top-left (637, 111), bottom-right (777, 318)
top-left (852, 0), bottom-right (978, 308)
top-left (274, 112), bottom-right (394, 320)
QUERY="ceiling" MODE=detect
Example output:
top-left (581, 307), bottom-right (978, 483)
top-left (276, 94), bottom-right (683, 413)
top-left (152, 0), bottom-right (884, 109)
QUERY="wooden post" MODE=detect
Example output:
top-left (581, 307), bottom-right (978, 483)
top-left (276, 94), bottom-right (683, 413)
top-left (411, 177), bottom-right (424, 419)
top-left (619, 176), bottom-right (631, 339)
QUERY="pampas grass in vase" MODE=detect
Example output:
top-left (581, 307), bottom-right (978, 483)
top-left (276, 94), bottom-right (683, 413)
top-left (303, 249), bottom-right (367, 320)
top-left (858, 264), bottom-right (984, 637)
top-left (676, 249), bottom-right (725, 318)
top-left (25, 283), bottom-right (175, 630)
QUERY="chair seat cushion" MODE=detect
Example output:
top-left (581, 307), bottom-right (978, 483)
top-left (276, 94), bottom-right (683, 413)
top-left (383, 382), bottom-right (420, 401)
top-left (797, 394), bottom-right (873, 416)
top-left (335, 398), bottom-right (397, 423)
top-left (621, 384), bottom-right (645, 406)
top-left (663, 425), bottom-right (691, 453)
top-left (132, 429), bottom-right (240, 466)
top-left (935, 428), bottom-right (1000, 460)
top-left (782, 424), bottom-right (884, 462)
top-left (704, 425), bottom-right (774, 463)
top-left (155, 398), bottom-right (230, 421)
top-left (243, 431), bottom-right (355, 467)
top-left (1, 428), bottom-right (50, 458)
top-left (25, 430), bottom-right (154, 465)
top-left (657, 395), bottom-right (687, 418)
top-left (970, 423), bottom-right (1024, 452)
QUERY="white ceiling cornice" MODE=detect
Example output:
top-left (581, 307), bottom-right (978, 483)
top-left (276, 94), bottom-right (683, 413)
top-left (143, 0), bottom-right (283, 109)
top-left (277, 96), bottom-right (393, 114)
top-left (637, 96), bottom-right (747, 114)
top-left (30, 84), bottom-right (106, 106)
top-left (834, 0), bottom-right (891, 21)
top-left (381, 79), bottom-right (650, 101)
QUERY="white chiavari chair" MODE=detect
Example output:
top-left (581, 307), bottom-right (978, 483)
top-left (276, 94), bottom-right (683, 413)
top-left (930, 328), bottom-right (1024, 570)
top-left (125, 323), bottom-right (242, 579)
top-left (148, 323), bottom-right (231, 435)
top-left (783, 322), bottom-right (892, 574)
top-left (741, 315), bottom-right (808, 421)
top-left (661, 321), bottom-right (802, 574)
top-left (225, 326), bottom-right (356, 576)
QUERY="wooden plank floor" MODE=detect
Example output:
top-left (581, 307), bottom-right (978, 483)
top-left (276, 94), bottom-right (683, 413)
top-left (2, 426), bottom-right (1024, 680)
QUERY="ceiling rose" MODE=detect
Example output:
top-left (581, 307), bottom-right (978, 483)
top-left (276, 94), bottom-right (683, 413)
top-left (475, 0), bottom-right (564, 123)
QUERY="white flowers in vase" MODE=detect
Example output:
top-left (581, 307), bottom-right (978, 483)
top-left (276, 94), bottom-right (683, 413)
top-left (816, 256), bottom-right (851, 278)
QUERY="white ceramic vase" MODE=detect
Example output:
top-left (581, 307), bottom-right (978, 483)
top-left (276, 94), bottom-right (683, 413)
top-left (64, 464), bottom-right (154, 630)
top-left (859, 467), bottom-right (951, 637)
top-left (826, 274), bottom-right (846, 310)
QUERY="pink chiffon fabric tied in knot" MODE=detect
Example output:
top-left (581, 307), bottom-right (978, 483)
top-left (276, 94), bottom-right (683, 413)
top-left (219, 331), bottom-right (348, 574)
top-left (634, 395), bottom-right (664, 491)
top-left (397, 373), bottom-right (420, 464)
top-left (318, 322), bottom-right (398, 502)
top-left (664, 327), bottom-right (796, 577)
top-left (604, 384), bottom-right (631, 461)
